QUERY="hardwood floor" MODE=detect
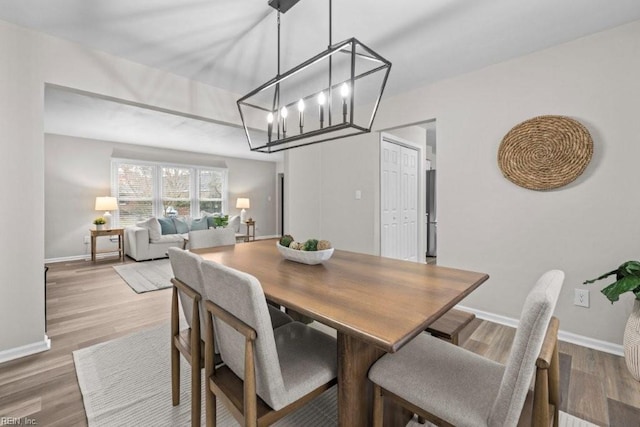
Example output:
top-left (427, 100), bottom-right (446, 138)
top-left (0, 257), bottom-right (639, 426)
top-left (0, 258), bottom-right (170, 426)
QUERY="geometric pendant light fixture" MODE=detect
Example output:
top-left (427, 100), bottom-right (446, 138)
top-left (237, 0), bottom-right (392, 153)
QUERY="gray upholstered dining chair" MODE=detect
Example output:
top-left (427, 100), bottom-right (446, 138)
top-left (200, 259), bottom-right (338, 427)
top-left (187, 227), bottom-right (236, 250)
top-left (369, 269), bottom-right (565, 427)
top-left (168, 247), bottom-right (207, 427)
top-left (168, 248), bottom-right (293, 427)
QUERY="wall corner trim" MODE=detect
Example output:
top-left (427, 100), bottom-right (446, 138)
top-left (0, 335), bottom-right (51, 364)
top-left (456, 304), bottom-right (624, 357)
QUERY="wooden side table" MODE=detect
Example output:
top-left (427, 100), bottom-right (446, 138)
top-left (90, 228), bottom-right (125, 262)
top-left (245, 220), bottom-right (256, 242)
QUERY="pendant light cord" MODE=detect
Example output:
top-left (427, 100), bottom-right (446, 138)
top-left (329, 0), bottom-right (332, 46)
top-left (328, 0), bottom-right (332, 126)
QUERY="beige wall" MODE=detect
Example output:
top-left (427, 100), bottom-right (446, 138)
top-left (285, 133), bottom-right (381, 255)
top-left (45, 134), bottom-right (278, 260)
top-left (0, 22), bottom-right (46, 356)
top-left (286, 20), bottom-right (640, 347)
top-left (0, 18), bottom-right (245, 357)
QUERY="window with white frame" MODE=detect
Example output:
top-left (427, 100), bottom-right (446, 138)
top-left (112, 160), bottom-right (228, 227)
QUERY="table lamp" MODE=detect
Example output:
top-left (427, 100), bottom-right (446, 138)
top-left (95, 196), bottom-right (119, 229)
top-left (236, 198), bottom-right (250, 223)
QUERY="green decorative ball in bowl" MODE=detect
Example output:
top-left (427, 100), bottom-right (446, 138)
top-left (276, 237), bottom-right (334, 265)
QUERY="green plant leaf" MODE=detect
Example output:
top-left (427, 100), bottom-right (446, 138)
top-left (621, 261), bottom-right (640, 276)
top-left (600, 276), bottom-right (640, 303)
top-left (583, 269), bottom-right (617, 284)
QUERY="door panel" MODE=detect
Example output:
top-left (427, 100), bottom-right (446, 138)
top-left (381, 139), bottom-right (419, 262)
top-left (381, 141), bottom-right (401, 258)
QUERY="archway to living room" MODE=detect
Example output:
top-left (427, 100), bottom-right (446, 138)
top-left (43, 84), bottom-right (283, 263)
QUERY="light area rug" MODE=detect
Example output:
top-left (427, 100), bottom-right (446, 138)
top-left (73, 324), bottom-right (598, 427)
top-left (73, 323), bottom-right (336, 426)
top-left (113, 259), bottom-right (173, 293)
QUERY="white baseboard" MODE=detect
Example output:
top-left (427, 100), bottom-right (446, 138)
top-left (0, 335), bottom-right (51, 364)
top-left (557, 329), bottom-right (624, 356)
top-left (45, 254), bottom-right (87, 263)
top-left (255, 235), bottom-right (279, 240)
top-left (45, 252), bottom-right (121, 264)
top-left (457, 304), bottom-right (624, 357)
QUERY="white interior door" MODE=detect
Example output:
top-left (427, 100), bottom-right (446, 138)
top-left (401, 147), bottom-right (418, 261)
top-left (381, 139), bottom-right (419, 261)
top-left (381, 141), bottom-right (400, 258)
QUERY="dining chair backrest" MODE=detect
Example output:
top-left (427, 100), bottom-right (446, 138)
top-left (200, 259), bottom-right (288, 410)
top-left (168, 247), bottom-right (206, 336)
top-left (488, 269), bottom-right (564, 427)
top-left (188, 228), bottom-right (236, 250)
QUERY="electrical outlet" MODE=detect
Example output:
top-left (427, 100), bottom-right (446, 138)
top-left (574, 288), bottom-right (590, 308)
top-left (84, 236), bottom-right (90, 244)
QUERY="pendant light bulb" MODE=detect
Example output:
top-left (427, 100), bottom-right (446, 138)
top-left (297, 99), bottom-right (305, 112)
top-left (267, 112), bottom-right (274, 124)
top-left (281, 106), bottom-right (288, 118)
top-left (318, 91), bottom-right (326, 106)
top-left (341, 82), bottom-right (350, 98)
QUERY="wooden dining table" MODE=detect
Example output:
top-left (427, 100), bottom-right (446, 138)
top-left (192, 239), bottom-right (489, 427)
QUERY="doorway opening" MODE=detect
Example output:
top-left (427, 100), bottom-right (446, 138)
top-left (379, 120), bottom-right (436, 264)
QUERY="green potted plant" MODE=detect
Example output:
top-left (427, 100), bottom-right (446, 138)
top-left (584, 261), bottom-right (640, 381)
top-left (93, 217), bottom-right (106, 230)
top-left (213, 214), bottom-right (229, 228)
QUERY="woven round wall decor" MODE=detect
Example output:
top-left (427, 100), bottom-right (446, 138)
top-left (497, 115), bottom-right (593, 190)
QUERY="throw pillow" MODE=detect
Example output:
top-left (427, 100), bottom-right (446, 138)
top-left (158, 217), bottom-right (177, 235)
top-left (190, 217), bottom-right (208, 231)
top-left (137, 217), bottom-right (162, 242)
top-left (172, 217), bottom-right (189, 234)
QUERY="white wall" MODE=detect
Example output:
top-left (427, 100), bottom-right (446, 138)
top-left (286, 20), bottom-right (640, 346)
top-left (0, 18), bottom-right (247, 358)
top-left (0, 22), bottom-right (46, 356)
top-left (285, 134), bottom-right (381, 255)
top-left (45, 134), bottom-right (278, 260)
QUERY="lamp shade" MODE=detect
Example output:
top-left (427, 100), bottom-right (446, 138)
top-left (236, 198), bottom-right (250, 209)
top-left (95, 196), bottom-right (119, 211)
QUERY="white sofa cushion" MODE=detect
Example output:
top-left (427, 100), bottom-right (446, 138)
top-left (137, 217), bottom-right (162, 242)
top-left (152, 234), bottom-right (184, 243)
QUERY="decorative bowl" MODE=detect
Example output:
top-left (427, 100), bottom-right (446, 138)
top-left (276, 242), bottom-right (334, 265)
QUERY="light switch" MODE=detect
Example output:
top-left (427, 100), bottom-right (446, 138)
top-left (355, 190), bottom-right (362, 200)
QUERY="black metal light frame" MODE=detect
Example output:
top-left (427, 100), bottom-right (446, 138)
top-left (236, 0), bottom-right (391, 153)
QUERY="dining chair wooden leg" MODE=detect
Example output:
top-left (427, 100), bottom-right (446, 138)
top-left (171, 346), bottom-right (180, 406)
top-left (171, 286), bottom-right (180, 406)
top-left (205, 312), bottom-right (216, 427)
top-left (532, 365), bottom-right (549, 427)
top-left (191, 300), bottom-right (202, 427)
top-left (372, 383), bottom-right (384, 427)
top-left (191, 361), bottom-right (201, 427)
top-left (549, 341), bottom-right (560, 427)
top-left (206, 384), bottom-right (216, 427)
top-left (245, 336), bottom-right (258, 427)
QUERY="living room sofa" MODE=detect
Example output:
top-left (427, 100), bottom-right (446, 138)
top-left (125, 214), bottom-right (241, 261)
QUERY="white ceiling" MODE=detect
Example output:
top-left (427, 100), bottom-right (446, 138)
top-left (4, 0), bottom-right (640, 159)
top-left (44, 86), bottom-right (281, 162)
